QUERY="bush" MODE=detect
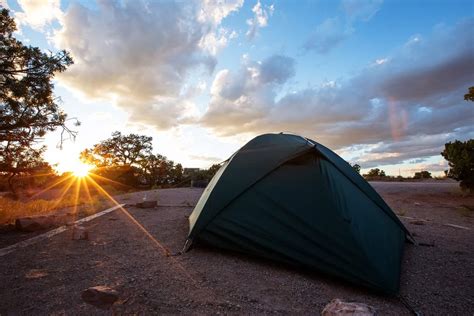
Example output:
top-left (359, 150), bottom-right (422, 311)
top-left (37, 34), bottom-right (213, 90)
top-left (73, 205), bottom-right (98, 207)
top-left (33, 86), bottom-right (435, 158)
top-left (441, 139), bottom-right (474, 193)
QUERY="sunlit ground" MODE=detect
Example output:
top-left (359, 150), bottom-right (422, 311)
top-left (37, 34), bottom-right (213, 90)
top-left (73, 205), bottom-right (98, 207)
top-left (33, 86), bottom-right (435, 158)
top-left (0, 159), bottom-right (189, 275)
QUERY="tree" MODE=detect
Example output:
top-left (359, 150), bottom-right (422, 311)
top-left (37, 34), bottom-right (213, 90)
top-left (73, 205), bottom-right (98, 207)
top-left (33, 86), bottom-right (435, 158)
top-left (80, 131), bottom-right (189, 188)
top-left (170, 163), bottom-right (184, 185)
top-left (366, 168), bottom-right (381, 177)
top-left (441, 139), bottom-right (474, 193)
top-left (0, 145), bottom-right (52, 196)
top-left (464, 86), bottom-right (474, 102)
top-left (81, 131), bottom-right (152, 168)
top-left (351, 163), bottom-right (361, 174)
top-left (413, 170), bottom-right (432, 179)
top-left (139, 153), bottom-right (176, 186)
top-left (207, 164), bottom-right (221, 178)
top-left (0, 8), bottom-right (75, 195)
top-left (363, 168), bottom-right (387, 179)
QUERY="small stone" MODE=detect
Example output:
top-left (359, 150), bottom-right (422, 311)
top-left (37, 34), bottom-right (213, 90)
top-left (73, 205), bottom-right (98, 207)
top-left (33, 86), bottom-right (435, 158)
top-left (135, 200), bottom-right (158, 208)
top-left (81, 286), bottom-right (119, 309)
top-left (71, 226), bottom-right (89, 240)
top-left (322, 299), bottom-right (376, 316)
top-left (410, 220), bottom-right (425, 225)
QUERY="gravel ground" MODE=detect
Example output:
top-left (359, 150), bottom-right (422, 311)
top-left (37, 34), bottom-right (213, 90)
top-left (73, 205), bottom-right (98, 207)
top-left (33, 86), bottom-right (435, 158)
top-left (0, 182), bottom-right (473, 315)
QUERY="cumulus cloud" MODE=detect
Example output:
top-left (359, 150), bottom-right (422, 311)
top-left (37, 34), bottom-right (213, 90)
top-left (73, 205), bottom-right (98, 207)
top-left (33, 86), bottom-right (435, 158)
top-left (15, 0), bottom-right (62, 30)
top-left (246, 1), bottom-right (274, 40)
top-left (198, 0), bottom-right (244, 26)
top-left (202, 54), bottom-right (295, 129)
top-left (54, 0), bottom-right (241, 130)
top-left (202, 19), bottom-right (474, 167)
top-left (198, 0), bottom-right (243, 55)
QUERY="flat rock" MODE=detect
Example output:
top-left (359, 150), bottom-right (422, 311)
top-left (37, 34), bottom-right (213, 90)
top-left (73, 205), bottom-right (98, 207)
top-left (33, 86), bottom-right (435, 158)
top-left (322, 299), bottom-right (376, 316)
top-left (81, 286), bottom-right (119, 309)
top-left (15, 216), bottom-right (56, 232)
top-left (135, 200), bottom-right (158, 209)
top-left (15, 214), bottom-right (75, 232)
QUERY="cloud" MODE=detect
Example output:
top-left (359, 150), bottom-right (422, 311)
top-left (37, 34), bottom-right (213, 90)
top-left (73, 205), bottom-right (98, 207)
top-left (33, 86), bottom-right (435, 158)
top-left (202, 54), bottom-right (295, 129)
top-left (54, 0), bottom-right (241, 130)
top-left (201, 19), bottom-right (474, 168)
top-left (198, 0), bottom-right (244, 26)
top-left (303, 17), bottom-right (352, 54)
top-left (405, 160), bottom-right (448, 174)
top-left (0, 0), bottom-right (9, 9)
top-left (198, 0), bottom-right (243, 55)
top-left (341, 0), bottom-right (383, 22)
top-left (14, 0), bottom-right (62, 30)
top-left (304, 0), bottom-right (382, 54)
top-left (189, 154), bottom-right (223, 163)
top-left (246, 1), bottom-right (274, 40)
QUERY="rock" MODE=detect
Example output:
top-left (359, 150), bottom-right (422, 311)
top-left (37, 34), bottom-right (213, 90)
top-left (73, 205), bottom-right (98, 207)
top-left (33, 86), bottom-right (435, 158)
top-left (15, 216), bottom-right (56, 232)
top-left (135, 200), bottom-right (158, 208)
top-left (15, 214), bottom-right (75, 232)
top-left (321, 299), bottom-right (376, 316)
top-left (81, 286), bottom-right (119, 309)
top-left (410, 220), bottom-right (425, 225)
top-left (71, 226), bottom-right (89, 240)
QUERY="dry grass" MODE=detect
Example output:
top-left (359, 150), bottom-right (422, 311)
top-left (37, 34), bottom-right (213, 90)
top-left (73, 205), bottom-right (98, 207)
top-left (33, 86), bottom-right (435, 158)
top-left (0, 194), bottom-right (105, 224)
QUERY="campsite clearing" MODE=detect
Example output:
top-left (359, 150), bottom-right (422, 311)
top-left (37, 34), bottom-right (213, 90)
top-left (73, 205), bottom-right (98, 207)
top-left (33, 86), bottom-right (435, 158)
top-left (0, 182), bottom-right (472, 314)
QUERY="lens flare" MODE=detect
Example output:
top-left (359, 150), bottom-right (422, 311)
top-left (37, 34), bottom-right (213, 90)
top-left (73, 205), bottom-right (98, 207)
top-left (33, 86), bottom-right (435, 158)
top-left (71, 163), bottom-right (93, 178)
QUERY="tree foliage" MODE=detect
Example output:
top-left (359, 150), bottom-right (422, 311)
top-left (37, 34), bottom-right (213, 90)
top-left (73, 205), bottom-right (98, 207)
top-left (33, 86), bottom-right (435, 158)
top-left (81, 131), bottom-right (152, 168)
top-left (351, 163), bottom-right (361, 174)
top-left (413, 170), bottom-right (432, 179)
top-left (81, 131), bottom-right (184, 187)
top-left (464, 86), bottom-right (474, 102)
top-left (441, 139), bottom-right (474, 193)
top-left (363, 168), bottom-right (387, 179)
top-left (140, 154), bottom-right (184, 186)
top-left (0, 8), bottom-right (74, 195)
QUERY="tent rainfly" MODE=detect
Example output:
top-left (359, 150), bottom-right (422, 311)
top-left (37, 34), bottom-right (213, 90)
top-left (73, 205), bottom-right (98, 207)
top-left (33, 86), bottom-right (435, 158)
top-left (186, 133), bottom-right (411, 294)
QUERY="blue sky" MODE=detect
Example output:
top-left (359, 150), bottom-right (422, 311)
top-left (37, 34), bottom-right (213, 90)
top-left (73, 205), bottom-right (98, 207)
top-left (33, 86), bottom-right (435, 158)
top-left (2, 0), bottom-right (473, 175)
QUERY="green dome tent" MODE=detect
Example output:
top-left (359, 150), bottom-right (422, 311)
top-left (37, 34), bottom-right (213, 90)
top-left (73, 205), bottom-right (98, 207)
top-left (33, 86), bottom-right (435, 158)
top-left (186, 133), bottom-right (411, 294)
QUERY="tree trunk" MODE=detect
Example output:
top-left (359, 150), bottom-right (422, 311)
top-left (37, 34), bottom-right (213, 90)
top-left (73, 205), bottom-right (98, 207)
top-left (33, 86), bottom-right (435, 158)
top-left (8, 173), bottom-right (18, 199)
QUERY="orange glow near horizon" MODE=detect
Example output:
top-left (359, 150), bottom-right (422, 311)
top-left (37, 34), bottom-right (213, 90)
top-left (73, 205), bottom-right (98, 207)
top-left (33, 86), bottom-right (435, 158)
top-left (70, 162), bottom-right (93, 178)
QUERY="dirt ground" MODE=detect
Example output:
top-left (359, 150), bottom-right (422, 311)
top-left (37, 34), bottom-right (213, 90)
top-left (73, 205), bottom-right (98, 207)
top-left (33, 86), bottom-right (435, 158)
top-left (0, 182), bottom-right (472, 315)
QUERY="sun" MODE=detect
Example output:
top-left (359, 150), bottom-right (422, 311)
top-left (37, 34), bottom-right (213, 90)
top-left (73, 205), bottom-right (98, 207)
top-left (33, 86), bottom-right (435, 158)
top-left (71, 163), bottom-right (93, 178)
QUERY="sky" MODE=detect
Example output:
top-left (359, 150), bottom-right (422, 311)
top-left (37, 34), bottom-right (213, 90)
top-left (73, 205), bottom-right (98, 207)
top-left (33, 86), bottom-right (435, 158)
top-left (2, 0), bottom-right (473, 176)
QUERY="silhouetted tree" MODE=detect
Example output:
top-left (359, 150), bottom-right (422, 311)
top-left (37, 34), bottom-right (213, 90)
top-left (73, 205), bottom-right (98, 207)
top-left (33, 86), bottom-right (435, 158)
top-left (413, 170), bottom-right (432, 179)
top-left (0, 8), bottom-right (75, 196)
top-left (363, 168), bottom-right (387, 179)
top-left (170, 163), bottom-right (184, 184)
top-left (81, 131), bottom-right (152, 168)
top-left (351, 163), bottom-right (361, 174)
top-left (441, 139), bottom-right (474, 193)
top-left (366, 168), bottom-right (381, 177)
top-left (464, 86), bottom-right (474, 102)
